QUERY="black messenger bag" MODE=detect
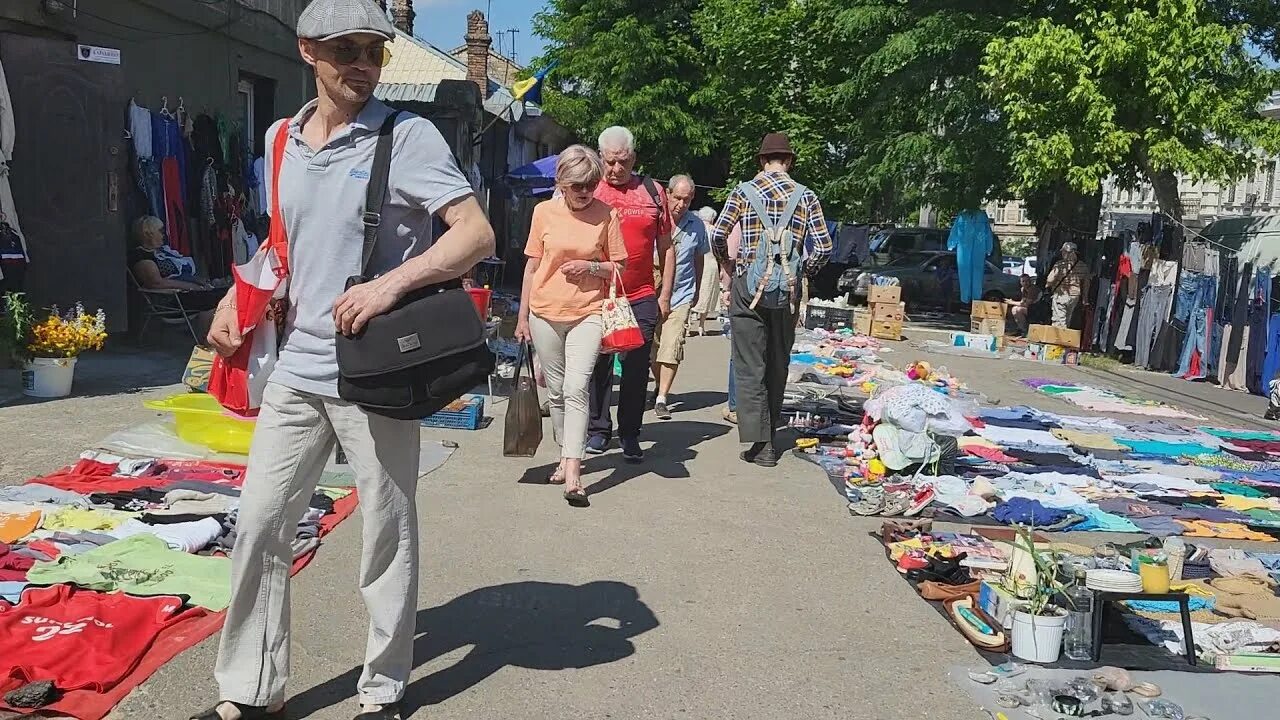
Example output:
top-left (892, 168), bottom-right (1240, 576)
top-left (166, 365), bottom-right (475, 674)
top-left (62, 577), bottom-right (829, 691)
top-left (335, 112), bottom-right (495, 420)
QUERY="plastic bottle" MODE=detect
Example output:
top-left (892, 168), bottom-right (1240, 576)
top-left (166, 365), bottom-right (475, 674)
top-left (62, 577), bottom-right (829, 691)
top-left (1063, 569), bottom-right (1094, 661)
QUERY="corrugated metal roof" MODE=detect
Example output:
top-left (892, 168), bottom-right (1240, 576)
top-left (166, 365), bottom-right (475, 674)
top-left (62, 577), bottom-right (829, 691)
top-left (377, 29), bottom-right (530, 122)
top-left (380, 29), bottom-right (466, 86)
top-left (374, 83), bottom-right (440, 103)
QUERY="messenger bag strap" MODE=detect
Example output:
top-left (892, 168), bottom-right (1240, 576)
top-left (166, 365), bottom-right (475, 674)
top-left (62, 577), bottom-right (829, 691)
top-left (359, 111), bottom-right (402, 276)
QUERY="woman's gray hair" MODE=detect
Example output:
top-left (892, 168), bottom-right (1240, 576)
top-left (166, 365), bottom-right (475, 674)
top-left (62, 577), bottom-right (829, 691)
top-left (597, 125), bottom-right (635, 155)
top-left (131, 215), bottom-right (164, 243)
top-left (556, 144), bottom-right (604, 186)
top-left (696, 206), bottom-right (717, 223)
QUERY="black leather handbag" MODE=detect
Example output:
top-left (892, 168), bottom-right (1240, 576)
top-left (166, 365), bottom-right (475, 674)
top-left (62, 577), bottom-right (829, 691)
top-left (335, 112), bottom-right (495, 420)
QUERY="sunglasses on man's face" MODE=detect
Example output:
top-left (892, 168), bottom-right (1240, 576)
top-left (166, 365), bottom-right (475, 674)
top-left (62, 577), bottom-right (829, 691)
top-left (325, 42), bottom-right (392, 68)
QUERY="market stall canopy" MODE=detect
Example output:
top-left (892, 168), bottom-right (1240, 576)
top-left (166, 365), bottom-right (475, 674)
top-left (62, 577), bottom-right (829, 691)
top-left (506, 154), bottom-right (558, 196)
top-left (1202, 214), bottom-right (1280, 269)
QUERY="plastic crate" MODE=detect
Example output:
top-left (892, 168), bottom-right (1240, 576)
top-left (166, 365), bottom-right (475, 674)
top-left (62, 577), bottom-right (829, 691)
top-left (421, 395), bottom-right (485, 430)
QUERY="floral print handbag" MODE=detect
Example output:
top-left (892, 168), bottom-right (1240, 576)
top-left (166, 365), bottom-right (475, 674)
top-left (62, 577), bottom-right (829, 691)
top-left (600, 267), bottom-right (644, 353)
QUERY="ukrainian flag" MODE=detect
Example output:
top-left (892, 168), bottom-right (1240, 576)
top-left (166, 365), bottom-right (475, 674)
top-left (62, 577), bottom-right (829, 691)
top-left (512, 61), bottom-right (558, 105)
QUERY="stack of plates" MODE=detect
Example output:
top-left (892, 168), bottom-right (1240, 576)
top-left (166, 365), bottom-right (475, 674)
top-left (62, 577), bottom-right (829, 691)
top-left (1086, 569), bottom-right (1143, 592)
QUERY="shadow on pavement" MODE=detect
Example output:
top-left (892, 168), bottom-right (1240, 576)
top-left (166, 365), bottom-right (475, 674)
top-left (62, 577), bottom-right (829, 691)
top-left (669, 390), bottom-right (727, 412)
top-left (286, 580), bottom-right (659, 718)
top-left (515, 420), bottom-right (731, 496)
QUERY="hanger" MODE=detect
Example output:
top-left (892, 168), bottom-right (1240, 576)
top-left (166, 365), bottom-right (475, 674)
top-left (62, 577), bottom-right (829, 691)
top-left (160, 96), bottom-right (173, 119)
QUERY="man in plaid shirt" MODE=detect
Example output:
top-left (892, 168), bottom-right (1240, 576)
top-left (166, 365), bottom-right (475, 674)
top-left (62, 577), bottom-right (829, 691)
top-left (710, 133), bottom-right (832, 467)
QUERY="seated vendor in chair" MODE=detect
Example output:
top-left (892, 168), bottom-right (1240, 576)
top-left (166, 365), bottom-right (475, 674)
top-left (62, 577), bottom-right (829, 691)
top-left (128, 215), bottom-right (223, 340)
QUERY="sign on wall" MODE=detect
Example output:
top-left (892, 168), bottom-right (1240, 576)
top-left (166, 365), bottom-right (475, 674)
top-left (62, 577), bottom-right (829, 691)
top-left (76, 45), bottom-right (121, 65)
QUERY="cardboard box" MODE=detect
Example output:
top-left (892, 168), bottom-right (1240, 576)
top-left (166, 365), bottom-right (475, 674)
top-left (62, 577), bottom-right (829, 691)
top-left (971, 300), bottom-right (1006, 320)
top-left (978, 582), bottom-right (1030, 630)
top-left (867, 284), bottom-right (902, 305)
top-left (805, 303), bottom-right (855, 331)
top-left (871, 319), bottom-right (902, 340)
top-left (853, 309), bottom-right (872, 336)
top-left (1029, 324), bottom-right (1082, 350)
top-left (871, 301), bottom-right (905, 322)
top-left (969, 318), bottom-right (1006, 347)
top-left (949, 331), bottom-right (998, 353)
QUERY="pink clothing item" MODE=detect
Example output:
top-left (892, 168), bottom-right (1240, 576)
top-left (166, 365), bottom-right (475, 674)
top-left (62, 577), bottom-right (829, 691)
top-left (963, 445), bottom-right (1020, 464)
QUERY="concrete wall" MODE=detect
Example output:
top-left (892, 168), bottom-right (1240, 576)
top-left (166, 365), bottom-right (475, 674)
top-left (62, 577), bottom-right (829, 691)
top-left (1, 1), bottom-right (312, 119)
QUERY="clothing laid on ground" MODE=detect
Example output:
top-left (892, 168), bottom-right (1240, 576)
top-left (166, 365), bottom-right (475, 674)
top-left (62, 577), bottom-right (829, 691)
top-left (523, 196), bottom-right (627, 322)
top-left (594, 176), bottom-right (673, 303)
top-left (25, 534), bottom-right (232, 610)
top-left (0, 584), bottom-right (205, 694)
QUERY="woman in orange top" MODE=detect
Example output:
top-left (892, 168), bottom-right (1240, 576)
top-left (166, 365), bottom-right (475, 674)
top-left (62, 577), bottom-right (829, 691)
top-left (515, 146), bottom-right (627, 506)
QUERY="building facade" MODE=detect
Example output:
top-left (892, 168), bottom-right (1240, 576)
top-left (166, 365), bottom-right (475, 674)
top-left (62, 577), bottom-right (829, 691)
top-left (0, 0), bottom-right (312, 328)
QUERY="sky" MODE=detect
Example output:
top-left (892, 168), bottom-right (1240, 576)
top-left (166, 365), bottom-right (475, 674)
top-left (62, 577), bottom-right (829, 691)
top-left (412, 0), bottom-right (549, 65)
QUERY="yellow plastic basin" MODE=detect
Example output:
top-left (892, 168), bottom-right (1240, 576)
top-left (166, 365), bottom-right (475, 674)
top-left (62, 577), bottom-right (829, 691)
top-left (145, 393), bottom-right (256, 454)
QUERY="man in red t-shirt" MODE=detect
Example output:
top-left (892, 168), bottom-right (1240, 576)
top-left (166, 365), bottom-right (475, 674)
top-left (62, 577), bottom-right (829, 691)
top-left (586, 126), bottom-right (675, 461)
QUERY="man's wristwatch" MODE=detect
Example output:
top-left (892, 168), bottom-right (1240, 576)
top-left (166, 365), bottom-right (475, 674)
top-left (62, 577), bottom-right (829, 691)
top-left (590, 260), bottom-right (601, 276)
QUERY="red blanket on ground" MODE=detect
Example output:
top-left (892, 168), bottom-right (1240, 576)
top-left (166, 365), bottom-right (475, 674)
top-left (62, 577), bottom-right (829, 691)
top-left (0, 475), bottom-right (358, 719)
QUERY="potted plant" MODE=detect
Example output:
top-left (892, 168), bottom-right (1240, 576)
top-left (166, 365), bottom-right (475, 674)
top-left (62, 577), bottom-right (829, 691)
top-left (2, 294), bottom-right (108, 398)
top-left (1006, 527), bottom-right (1069, 663)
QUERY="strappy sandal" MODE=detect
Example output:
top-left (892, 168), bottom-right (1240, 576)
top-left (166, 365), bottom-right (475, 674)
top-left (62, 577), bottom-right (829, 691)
top-left (190, 702), bottom-right (285, 720)
top-left (549, 465), bottom-right (566, 485)
top-left (563, 488), bottom-right (589, 507)
top-left (354, 703), bottom-right (403, 720)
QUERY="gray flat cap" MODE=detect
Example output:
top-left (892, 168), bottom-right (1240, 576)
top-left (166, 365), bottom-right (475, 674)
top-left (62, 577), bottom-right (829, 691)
top-left (297, 0), bottom-right (396, 41)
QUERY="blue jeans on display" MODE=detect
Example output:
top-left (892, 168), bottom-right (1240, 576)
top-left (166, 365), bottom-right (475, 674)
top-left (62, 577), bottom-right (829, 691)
top-left (135, 156), bottom-right (164, 220)
top-left (1175, 307), bottom-right (1211, 379)
top-left (1263, 314), bottom-right (1280, 392)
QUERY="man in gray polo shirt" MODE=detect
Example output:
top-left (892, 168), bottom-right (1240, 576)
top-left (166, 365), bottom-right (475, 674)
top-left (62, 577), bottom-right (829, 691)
top-left (194, 2), bottom-right (494, 720)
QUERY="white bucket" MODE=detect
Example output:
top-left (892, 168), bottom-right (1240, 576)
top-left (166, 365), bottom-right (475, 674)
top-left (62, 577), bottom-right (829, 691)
top-left (1011, 609), bottom-right (1066, 663)
top-left (22, 356), bottom-right (77, 398)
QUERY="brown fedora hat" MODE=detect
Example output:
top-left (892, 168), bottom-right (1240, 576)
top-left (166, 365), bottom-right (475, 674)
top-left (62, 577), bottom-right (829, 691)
top-left (757, 132), bottom-right (795, 159)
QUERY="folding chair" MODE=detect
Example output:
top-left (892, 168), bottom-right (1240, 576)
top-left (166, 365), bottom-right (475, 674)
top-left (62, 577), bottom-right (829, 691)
top-left (127, 269), bottom-right (202, 345)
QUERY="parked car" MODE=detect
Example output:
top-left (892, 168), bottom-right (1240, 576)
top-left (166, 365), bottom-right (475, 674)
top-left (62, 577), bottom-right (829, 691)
top-left (867, 226), bottom-right (1004, 267)
top-left (1002, 256), bottom-right (1024, 275)
top-left (840, 251), bottom-right (1020, 307)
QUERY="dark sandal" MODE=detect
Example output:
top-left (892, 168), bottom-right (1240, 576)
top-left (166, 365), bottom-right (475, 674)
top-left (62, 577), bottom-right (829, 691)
top-left (563, 488), bottom-right (589, 507)
top-left (354, 703), bottom-right (402, 719)
top-left (190, 702), bottom-right (285, 720)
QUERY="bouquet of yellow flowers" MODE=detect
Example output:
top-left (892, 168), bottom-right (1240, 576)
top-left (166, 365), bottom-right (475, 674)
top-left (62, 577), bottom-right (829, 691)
top-left (26, 303), bottom-right (108, 359)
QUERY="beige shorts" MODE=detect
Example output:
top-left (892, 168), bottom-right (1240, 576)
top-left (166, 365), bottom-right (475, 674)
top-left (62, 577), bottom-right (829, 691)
top-left (652, 303), bottom-right (692, 365)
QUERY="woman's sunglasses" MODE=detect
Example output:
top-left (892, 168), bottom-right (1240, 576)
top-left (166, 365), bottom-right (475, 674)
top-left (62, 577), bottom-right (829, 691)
top-left (325, 42), bottom-right (392, 68)
top-left (565, 181), bottom-right (599, 193)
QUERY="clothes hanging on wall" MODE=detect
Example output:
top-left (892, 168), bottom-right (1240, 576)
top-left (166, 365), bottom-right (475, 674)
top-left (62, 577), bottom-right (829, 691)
top-left (0, 57), bottom-right (28, 291)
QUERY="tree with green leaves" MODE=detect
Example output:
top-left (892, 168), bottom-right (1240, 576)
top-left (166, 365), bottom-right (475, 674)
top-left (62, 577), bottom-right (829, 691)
top-left (531, 0), bottom-right (717, 182)
top-left (983, 0), bottom-right (1280, 231)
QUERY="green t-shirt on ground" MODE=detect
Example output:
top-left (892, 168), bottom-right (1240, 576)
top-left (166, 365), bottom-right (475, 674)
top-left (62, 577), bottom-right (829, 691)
top-left (26, 534), bottom-right (230, 610)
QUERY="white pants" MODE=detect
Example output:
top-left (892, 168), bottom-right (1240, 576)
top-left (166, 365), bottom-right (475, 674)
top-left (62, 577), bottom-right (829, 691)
top-left (529, 313), bottom-right (602, 459)
top-left (1052, 294), bottom-right (1079, 328)
top-left (214, 382), bottom-right (421, 707)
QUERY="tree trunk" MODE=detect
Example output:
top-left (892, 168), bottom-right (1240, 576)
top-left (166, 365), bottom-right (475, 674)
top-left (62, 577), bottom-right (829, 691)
top-left (1149, 168), bottom-right (1183, 229)
top-left (1135, 144), bottom-right (1183, 229)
